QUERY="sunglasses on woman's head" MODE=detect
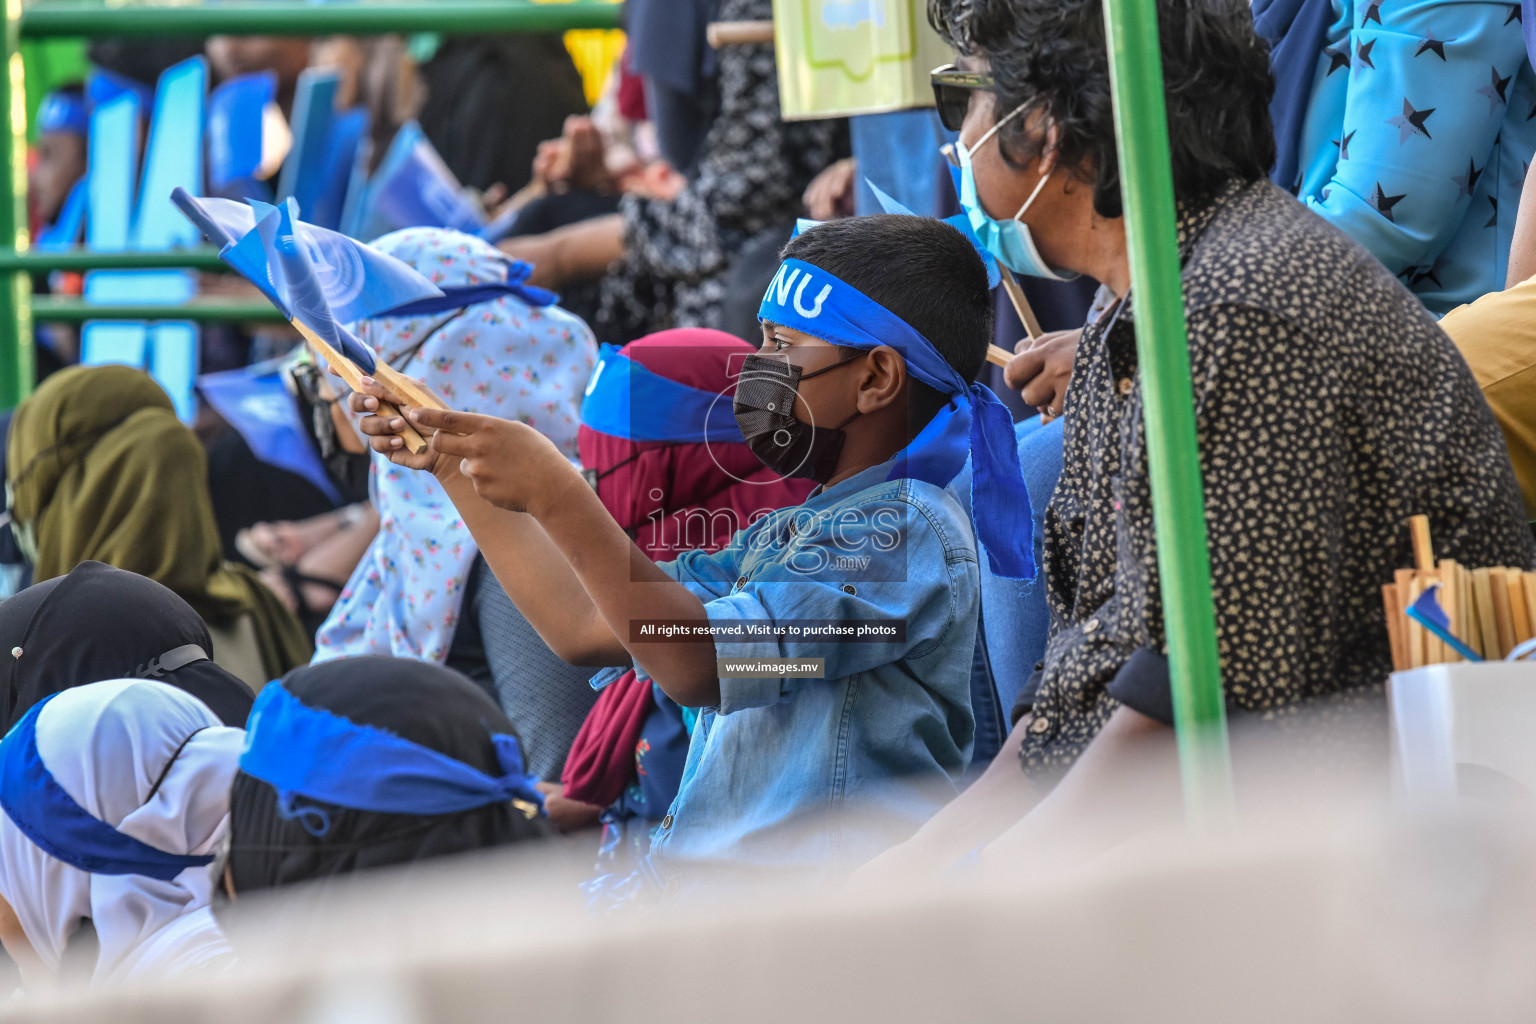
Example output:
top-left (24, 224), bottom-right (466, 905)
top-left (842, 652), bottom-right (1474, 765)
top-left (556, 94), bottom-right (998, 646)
top-left (931, 63), bottom-right (995, 132)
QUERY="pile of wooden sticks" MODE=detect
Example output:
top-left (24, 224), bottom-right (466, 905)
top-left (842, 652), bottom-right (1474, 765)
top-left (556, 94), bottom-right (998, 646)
top-left (1383, 515), bottom-right (1536, 669)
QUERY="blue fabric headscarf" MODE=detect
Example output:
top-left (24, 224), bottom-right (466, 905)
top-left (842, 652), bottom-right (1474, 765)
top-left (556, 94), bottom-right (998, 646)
top-left (0, 695), bottom-right (216, 881)
top-left (758, 259), bottom-right (1035, 580)
top-left (239, 682), bottom-right (545, 836)
top-left (580, 343), bottom-right (745, 443)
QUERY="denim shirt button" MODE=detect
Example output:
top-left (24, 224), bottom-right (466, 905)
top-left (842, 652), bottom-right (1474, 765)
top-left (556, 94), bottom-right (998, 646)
top-left (841, 584), bottom-right (857, 595)
top-left (1083, 617), bottom-right (1101, 634)
top-left (735, 576), bottom-right (747, 590)
top-left (661, 814), bottom-right (674, 829)
top-left (1029, 716), bottom-right (1051, 734)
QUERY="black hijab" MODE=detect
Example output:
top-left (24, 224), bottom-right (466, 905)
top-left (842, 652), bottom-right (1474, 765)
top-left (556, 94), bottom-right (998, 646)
top-left (0, 560), bottom-right (254, 734)
top-left (227, 657), bottom-right (548, 895)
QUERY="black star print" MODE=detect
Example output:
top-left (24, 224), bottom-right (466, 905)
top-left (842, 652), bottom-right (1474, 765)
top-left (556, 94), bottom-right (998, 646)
top-left (1363, 0), bottom-right (1384, 25)
top-left (1324, 45), bottom-right (1351, 75)
top-left (1356, 38), bottom-right (1377, 69)
top-left (1387, 98), bottom-right (1435, 143)
top-left (1505, 3), bottom-right (1522, 24)
top-left (1452, 158), bottom-right (1483, 199)
top-left (1371, 182), bottom-right (1406, 222)
top-left (1415, 34), bottom-right (1447, 59)
top-left (1412, 263), bottom-right (1444, 289)
top-left (1486, 196), bottom-right (1499, 228)
top-left (1331, 129), bottom-right (1357, 160)
top-left (1479, 66), bottom-right (1513, 113)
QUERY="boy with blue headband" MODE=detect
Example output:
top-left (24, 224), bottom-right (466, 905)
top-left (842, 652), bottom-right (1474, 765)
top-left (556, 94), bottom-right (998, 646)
top-left (353, 215), bottom-right (1034, 894)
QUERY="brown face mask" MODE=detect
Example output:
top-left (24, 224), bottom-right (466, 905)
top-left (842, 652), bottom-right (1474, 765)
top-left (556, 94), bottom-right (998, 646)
top-left (730, 353), bottom-right (860, 483)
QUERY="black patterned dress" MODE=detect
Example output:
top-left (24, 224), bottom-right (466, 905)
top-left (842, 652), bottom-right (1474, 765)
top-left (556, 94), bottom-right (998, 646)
top-left (596, 0), bottom-right (844, 342)
top-left (1017, 178), bottom-right (1536, 776)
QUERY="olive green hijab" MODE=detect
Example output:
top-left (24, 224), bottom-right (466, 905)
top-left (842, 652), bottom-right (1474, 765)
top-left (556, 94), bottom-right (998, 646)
top-left (6, 365), bottom-right (311, 678)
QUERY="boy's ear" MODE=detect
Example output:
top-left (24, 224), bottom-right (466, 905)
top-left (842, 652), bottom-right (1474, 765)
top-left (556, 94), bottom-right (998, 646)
top-left (854, 345), bottom-right (907, 415)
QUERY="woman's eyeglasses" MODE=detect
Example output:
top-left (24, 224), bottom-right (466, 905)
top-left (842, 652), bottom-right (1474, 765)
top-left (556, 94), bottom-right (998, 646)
top-left (930, 63), bottom-right (994, 132)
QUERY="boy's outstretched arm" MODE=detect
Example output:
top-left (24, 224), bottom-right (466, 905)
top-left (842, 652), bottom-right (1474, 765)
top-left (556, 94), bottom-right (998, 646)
top-left (353, 384), bottom-right (624, 667)
top-left (353, 384), bottom-right (725, 706)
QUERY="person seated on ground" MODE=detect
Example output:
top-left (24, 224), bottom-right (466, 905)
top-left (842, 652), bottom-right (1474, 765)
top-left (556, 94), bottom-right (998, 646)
top-left (26, 85), bottom-right (89, 382)
top-left (497, 0), bottom-right (844, 345)
top-left (204, 34), bottom-right (311, 116)
top-left (545, 329), bottom-right (814, 854)
top-left (222, 657), bottom-right (548, 897)
top-left (29, 85), bottom-right (87, 242)
top-left (311, 229), bottom-right (600, 772)
top-left (355, 213), bottom-right (1035, 899)
top-left (234, 352), bottom-right (386, 632)
top-left (860, 0), bottom-right (1536, 883)
top-left (0, 561), bottom-right (253, 733)
top-left (5, 365), bottom-right (311, 691)
top-left (1256, 0), bottom-right (1536, 316)
top-left (1438, 165), bottom-right (1536, 523)
top-left (0, 680), bottom-right (243, 987)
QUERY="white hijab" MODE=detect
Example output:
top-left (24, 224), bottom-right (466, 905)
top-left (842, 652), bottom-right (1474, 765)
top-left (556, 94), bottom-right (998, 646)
top-left (0, 679), bottom-right (243, 985)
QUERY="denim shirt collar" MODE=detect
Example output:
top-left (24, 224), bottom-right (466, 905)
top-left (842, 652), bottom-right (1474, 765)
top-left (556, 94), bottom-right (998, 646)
top-left (801, 460), bottom-right (902, 514)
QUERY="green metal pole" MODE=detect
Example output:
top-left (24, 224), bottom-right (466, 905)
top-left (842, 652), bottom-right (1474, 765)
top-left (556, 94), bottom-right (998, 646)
top-left (0, 248), bottom-right (227, 272)
top-left (20, 1), bottom-right (621, 38)
top-left (1099, 0), bottom-right (1232, 820)
top-left (29, 298), bottom-right (287, 323)
top-left (0, 0), bottom-right (28, 410)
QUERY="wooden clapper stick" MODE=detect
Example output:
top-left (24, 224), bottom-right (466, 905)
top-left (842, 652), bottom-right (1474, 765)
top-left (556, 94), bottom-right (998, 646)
top-left (293, 322), bottom-right (443, 456)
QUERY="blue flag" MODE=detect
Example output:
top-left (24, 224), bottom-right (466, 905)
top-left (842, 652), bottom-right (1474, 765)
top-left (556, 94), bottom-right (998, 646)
top-left (866, 178), bottom-right (1001, 290)
top-left (197, 359), bottom-right (343, 505)
top-left (271, 199), bottom-right (380, 374)
top-left (1407, 584), bottom-right (1483, 663)
top-left (171, 189), bottom-right (444, 327)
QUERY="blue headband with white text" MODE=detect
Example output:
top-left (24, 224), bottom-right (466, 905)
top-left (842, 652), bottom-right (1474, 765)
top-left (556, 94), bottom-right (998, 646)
top-left (0, 696), bottom-right (214, 881)
top-left (239, 682), bottom-right (544, 836)
top-left (759, 259), bottom-right (1035, 579)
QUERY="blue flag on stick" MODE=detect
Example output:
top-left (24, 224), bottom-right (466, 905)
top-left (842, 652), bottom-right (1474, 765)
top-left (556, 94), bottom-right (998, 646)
top-left (171, 188), bottom-right (446, 455)
top-left (270, 198), bottom-right (381, 374)
top-left (1407, 584), bottom-right (1483, 663)
top-left (170, 189), bottom-right (444, 326)
top-left (865, 178), bottom-right (1002, 290)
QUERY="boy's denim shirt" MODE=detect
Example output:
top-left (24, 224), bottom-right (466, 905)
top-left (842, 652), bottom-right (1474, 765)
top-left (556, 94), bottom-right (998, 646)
top-left (591, 461), bottom-right (981, 897)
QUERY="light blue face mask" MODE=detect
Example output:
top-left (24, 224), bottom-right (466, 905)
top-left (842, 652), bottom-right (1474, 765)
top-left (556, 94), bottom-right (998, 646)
top-left (956, 102), bottom-right (1079, 282)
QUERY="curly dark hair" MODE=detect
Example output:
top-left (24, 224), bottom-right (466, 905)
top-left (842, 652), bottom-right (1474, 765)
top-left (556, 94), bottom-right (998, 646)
top-left (929, 0), bottom-right (1275, 219)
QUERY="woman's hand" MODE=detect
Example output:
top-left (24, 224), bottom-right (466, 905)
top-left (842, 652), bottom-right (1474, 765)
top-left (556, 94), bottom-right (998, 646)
top-left (803, 157), bottom-right (858, 220)
top-left (1005, 328), bottom-right (1082, 422)
top-left (407, 406), bottom-right (583, 516)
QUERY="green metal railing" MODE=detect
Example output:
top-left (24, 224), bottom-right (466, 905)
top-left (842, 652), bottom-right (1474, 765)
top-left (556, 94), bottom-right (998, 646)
top-left (0, 247), bottom-right (226, 272)
top-left (1102, 0), bottom-right (1231, 817)
top-left (30, 296), bottom-right (285, 322)
top-left (19, 1), bottom-right (622, 38)
top-left (0, 0), bottom-right (621, 408)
